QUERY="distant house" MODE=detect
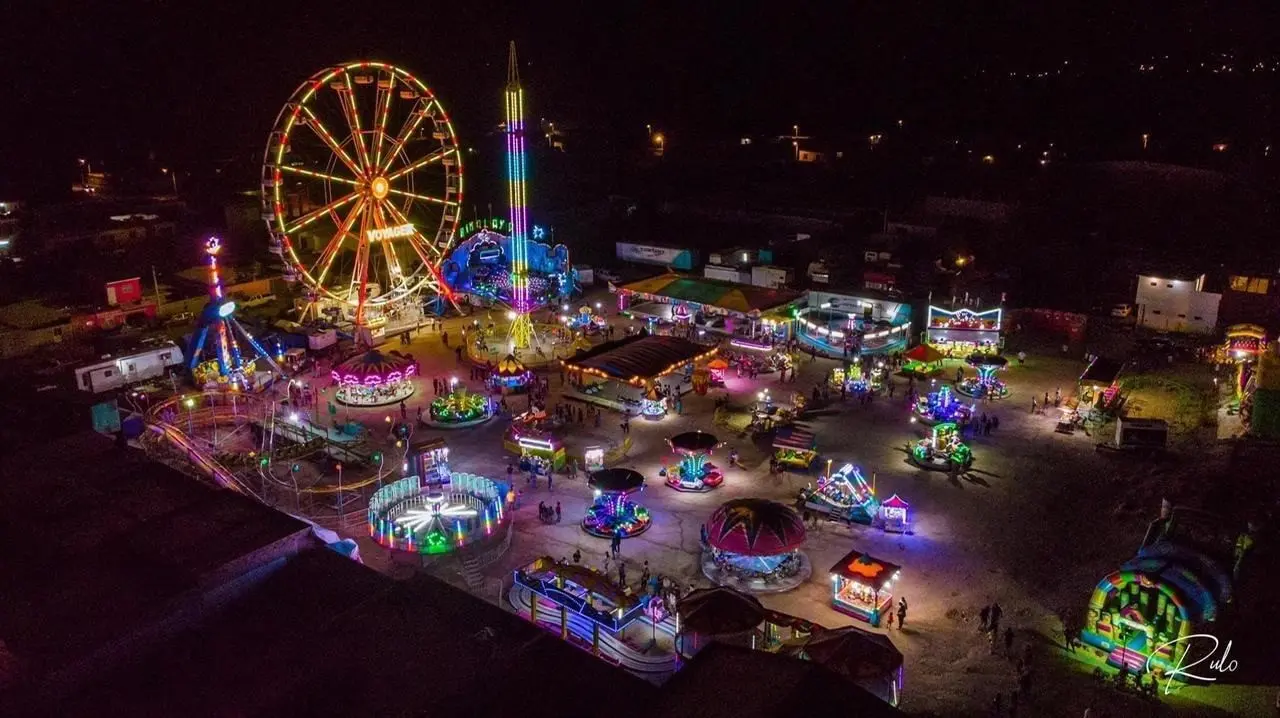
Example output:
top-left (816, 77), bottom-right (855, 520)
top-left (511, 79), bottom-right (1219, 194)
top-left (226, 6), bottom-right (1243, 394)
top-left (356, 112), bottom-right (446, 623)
top-left (1134, 273), bottom-right (1220, 334)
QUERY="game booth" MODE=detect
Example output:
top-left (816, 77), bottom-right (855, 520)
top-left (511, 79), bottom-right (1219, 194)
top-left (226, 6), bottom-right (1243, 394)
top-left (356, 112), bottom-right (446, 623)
top-left (829, 549), bottom-right (902, 627)
top-left (795, 290), bottom-right (912, 358)
top-left (504, 411), bottom-right (568, 471)
top-left (331, 349), bottom-right (418, 407)
top-left (706, 357), bottom-right (729, 385)
top-left (799, 463), bottom-right (879, 526)
top-left (956, 353), bottom-right (1010, 400)
top-left (908, 422), bottom-right (973, 472)
top-left (663, 431), bottom-right (725, 492)
top-left (616, 273), bottom-right (801, 347)
top-left (913, 384), bottom-right (973, 425)
top-left (926, 305), bottom-right (1003, 357)
top-left (583, 468), bottom-right (652, 538)
top-left (701, 498), bottom-right (811, 594)
top-left (878, 494), bottom-right (911, 533)
top-left (440, 217), bottom-right (576, 307)
top-left (773, 425), bottom-right (818, 470)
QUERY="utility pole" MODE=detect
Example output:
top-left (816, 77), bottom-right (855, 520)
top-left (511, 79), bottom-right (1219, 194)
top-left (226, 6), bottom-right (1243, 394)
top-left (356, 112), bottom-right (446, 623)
top-left (151, 265), bottom-right (164, 310)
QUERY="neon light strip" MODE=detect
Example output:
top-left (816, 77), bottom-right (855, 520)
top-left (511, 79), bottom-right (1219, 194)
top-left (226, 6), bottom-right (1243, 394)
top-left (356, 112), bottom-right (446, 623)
top-left (505, 77), bottom-right (530, 313)
top-left (730, 338), bottom-right (773, 351)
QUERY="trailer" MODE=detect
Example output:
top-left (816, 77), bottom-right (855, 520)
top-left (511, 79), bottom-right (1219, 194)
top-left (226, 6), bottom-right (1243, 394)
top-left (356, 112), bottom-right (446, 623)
top-left (75, 341), bottom-right (184, 393)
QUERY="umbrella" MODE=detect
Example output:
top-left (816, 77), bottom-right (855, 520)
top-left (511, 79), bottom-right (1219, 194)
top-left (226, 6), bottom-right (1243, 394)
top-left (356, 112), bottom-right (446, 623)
top-left (904, 344), bottom-right (943, 363)
top-left (800, 626), bottom-right (904, 682)
top-left (676, 586), bottom-right (765, 636)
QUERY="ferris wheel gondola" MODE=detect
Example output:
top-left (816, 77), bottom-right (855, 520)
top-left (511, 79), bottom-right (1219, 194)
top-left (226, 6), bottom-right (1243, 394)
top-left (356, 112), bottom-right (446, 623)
top-left (261, 61), bottom-right (464, 327)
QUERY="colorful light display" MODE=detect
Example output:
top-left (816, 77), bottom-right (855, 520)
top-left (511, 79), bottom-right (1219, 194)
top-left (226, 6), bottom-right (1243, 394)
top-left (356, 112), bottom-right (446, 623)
top-left (664, 431), bottom-right (725, 492)
top-left (331, 349), bottom-right (417, 406)
top-left (909, 422), bottom-right (973, 471)
top-left (701, 498), bottom-right (810, 594)
top-left (505, 43), bottom-right (534, 349)
top-left (800, 463), bottom-right (878, 525)
top-left (913, 384), bottom-right (974, 425)
top-left (261, 61), bottom-right (463, 326)
top-left (428, 387), bottom-right (491, 425)
top-left (925, 306), bottom-right (1003, 355)
top-left (186, 236), bottom-right (284, 388)
top-left (583, 469), bottom-right (652, 538)
top-left (829, 550), bottom-right (901, 627)
top-left (369, 472), bottom-right (510, 554)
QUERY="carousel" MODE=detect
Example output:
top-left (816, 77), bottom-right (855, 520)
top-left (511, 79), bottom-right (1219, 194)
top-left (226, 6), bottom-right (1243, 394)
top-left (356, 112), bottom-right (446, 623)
top-left (331, 349), bottom-right (418, 407)
top-left (701, 498), bottom-right (811, 594)
top-left (491, 353), bottom-right (533, 391)
top-left (664, 431), bottom-right (725, 492)
top-left (913, 384), bottom-right (973, 425)
top-left (583, 468), bottom-right (652, 538)
top-left (956, 353), bottom-right (1010, 400)
top-left (427, 385), bottom-right (494, 428)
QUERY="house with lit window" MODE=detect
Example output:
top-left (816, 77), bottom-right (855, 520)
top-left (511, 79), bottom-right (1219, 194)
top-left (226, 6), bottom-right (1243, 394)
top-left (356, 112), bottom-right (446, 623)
top-left (1218, 271), bottom-right (1280, 331)
top-left (1134, 273), bottom-right (1221, 334)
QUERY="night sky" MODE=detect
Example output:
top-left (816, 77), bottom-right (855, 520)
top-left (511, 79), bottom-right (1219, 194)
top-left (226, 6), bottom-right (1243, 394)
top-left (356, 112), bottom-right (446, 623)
top-left (3, 1), bottom-right (1278, 194)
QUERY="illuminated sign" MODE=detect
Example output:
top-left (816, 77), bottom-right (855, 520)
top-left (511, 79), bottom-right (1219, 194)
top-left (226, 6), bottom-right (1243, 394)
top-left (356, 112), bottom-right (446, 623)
top-left (365, 223), bottom-right (415, 241)
top-left (457, 217), bottom-right (512, 238)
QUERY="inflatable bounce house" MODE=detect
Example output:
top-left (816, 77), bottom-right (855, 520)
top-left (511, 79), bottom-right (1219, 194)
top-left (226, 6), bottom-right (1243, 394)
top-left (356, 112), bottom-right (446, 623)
top-left (1081, 506), bottom-right (1253, 679)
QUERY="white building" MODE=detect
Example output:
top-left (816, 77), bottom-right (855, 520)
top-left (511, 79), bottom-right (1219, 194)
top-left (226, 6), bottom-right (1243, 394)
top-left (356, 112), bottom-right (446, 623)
top-left (1134, 274), bottom-right (1221, 334)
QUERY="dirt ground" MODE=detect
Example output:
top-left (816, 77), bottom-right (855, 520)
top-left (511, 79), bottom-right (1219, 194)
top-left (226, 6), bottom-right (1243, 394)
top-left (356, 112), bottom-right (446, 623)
top-left (344, 297), bottom-right (1277, 717)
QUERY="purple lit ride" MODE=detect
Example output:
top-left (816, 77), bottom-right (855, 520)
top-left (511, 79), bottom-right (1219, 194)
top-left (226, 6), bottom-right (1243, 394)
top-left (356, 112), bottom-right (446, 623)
top-left (799, 463), bottom-right (879, 525)
top-left (583, 468), bottom-right (652, 538)
top-left (912, 384), bottom-right (973, 425)
top-left (664, 431), bottom-right (725, 492)
top-left (955, 353), bottom-right (1010, 400)
top-left (701, 498), bottom-right (811, 594)
top-left (331, 349), bottom-right (418, 406)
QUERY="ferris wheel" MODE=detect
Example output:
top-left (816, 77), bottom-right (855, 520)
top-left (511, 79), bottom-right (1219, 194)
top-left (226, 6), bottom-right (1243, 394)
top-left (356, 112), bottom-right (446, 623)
top-left (262, 61), bottom-right (464, 325)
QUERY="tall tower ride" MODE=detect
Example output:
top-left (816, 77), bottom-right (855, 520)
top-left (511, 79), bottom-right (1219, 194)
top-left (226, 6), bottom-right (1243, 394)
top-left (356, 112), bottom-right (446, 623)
top-left (505, 41), bottom-right (535, 349)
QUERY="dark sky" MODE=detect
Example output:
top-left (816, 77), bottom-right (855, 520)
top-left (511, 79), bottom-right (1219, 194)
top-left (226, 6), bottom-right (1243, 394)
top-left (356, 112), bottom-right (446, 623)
top-left (3, 1), bottom-right (1278, 192)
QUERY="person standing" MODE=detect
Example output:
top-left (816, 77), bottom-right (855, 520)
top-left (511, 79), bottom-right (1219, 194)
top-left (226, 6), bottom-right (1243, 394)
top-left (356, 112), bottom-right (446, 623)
top-left (979, 604), bottom-right (991, 632)
top-left (555, 501), bottom-right (562, 523)
top-left (572, 548), bottom-right (581, 564)
top-left (618, 561), bottom-right (627, 587)
top-left (897, 597), bottom-right (908, 628)
top-left (989, 601), bottom-right (1003, 635)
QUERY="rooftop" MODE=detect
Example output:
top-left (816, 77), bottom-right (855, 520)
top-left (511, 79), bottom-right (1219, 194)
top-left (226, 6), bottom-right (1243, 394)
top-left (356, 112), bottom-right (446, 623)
top-left (564, 333), bottom-right (717, 382)
top-left (620, 273), bottom-right (802, 314)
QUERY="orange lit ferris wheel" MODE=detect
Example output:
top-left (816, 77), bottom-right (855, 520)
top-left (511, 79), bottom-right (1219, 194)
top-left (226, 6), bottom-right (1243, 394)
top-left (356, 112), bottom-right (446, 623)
top-left (262, 61), bottom-right (464, 325)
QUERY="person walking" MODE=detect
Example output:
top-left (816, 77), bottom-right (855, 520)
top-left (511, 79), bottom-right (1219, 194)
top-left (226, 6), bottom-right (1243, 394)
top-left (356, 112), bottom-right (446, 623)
top-left (547, 472), bottom-right (554, 492)
top-left (884, 609), bottom-right (894, 629)
top-left (618, 561), bottom-right (627, 587)
top-left (1030, 398), bottom-right (1038, 414)
top-left (979, 604), bottom-right (991, 632)
top-left (989, 601), bottom-right (1003, 635)
top-left (572, 548), bottom-right (581, 564)
top-left (603, 552), bottom-right (611, 575)
top-left (897, 597), bottom-right (908, 628)
top-left (555, 501), bottom-right (562, 523)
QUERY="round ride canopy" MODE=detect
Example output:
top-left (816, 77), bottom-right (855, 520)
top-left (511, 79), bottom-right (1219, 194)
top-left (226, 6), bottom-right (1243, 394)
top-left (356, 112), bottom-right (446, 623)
top-left (705, 498), bottom-right (806, 556)
top-left (332, 349), bottom-right (416, 385)
top-left (587, 468), bottom-right (646, 494)
top-left (668, 431), bottom-right (722, 454)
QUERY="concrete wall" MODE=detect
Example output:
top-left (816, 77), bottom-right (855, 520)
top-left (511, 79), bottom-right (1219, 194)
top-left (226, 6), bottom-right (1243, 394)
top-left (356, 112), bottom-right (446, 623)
top-left (1135, 274), bottom-right (1220, 334)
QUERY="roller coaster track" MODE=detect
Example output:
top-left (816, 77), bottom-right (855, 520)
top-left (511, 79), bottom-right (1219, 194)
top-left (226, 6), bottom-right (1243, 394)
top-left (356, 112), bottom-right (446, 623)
top-left (506, 585), bottom-right (677, 682)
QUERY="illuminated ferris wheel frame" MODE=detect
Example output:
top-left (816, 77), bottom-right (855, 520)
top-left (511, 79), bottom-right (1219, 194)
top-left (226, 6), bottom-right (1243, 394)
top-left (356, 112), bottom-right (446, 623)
top-left (262, 61), bottom-right (464, 325)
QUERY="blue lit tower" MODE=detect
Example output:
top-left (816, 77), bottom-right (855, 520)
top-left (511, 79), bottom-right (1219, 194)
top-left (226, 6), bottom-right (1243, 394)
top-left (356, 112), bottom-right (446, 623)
top-left (505, 41), bottom-right (535, 349)
top-left (186, 236), bottom-right (285, 387)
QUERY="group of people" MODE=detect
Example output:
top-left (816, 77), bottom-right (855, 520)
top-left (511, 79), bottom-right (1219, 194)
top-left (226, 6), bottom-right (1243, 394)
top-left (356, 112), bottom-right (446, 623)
top-left (1029, 388), bottom-right (1065, 415)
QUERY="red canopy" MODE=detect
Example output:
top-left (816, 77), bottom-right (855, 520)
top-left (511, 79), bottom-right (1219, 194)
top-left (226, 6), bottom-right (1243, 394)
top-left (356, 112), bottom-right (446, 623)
top-left (905, 344), bottom-right (943, 363)
top-left (705, 498), bottom-right (806, 556)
